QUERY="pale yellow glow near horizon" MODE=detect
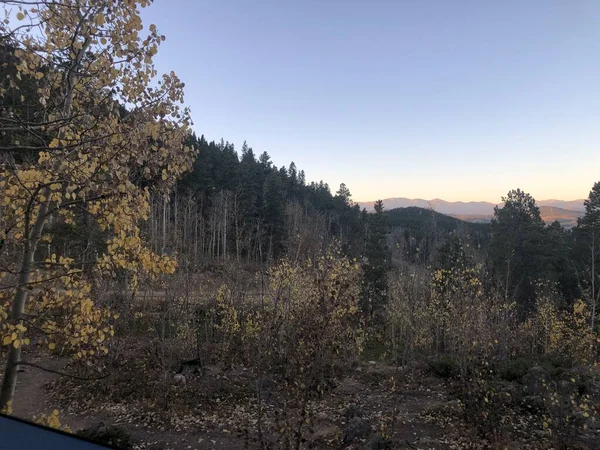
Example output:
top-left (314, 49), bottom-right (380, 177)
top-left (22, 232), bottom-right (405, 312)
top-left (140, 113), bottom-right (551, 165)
top-left (350, 170), bottom-right (597, 203)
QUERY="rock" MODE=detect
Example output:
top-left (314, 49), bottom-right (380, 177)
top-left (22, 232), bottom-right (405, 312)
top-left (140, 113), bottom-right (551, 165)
top-left (557, 380), bottom-right (577, 397)
top-left (521, 366), bottom-right (551, 396)
top-left (368, 360), bottom-right (377, 366)
top-left (178, 358), bottom-right (202, 376)
top-left (203, 365), bottom-right (223, 377)
top-left (344, 403), bottom-right (363, 419)
top-left (336, 378), bottom-right (364, 396)
top-left (343, 417), bottom-right (371, 444)
top-left (315, 377), bottom-right (337, 395)
top-left (173, 374), bottom-right (186, 384)
top-left (362, 432), bottom-right (387, 450)
top-left (311, 425), bottom-right (341, 443)
top-left (520, 395), bottom-right (545, 413)
top-left (584, 379), bottom-right (600, 399)
top-left (498, 383), bottom-right (521, 405)
top-left (77, 423), bottom-right (135, 449)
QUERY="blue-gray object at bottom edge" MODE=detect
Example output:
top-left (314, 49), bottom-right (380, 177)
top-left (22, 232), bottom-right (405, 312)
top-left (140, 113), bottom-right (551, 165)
top-left (0, 414), bottom-right (113, 450)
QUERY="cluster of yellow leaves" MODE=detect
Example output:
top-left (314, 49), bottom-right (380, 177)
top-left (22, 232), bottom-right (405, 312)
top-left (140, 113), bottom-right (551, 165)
top-left (0, 400), bottom-right (12, 415)
top-left (0, 296), bottom-right (30, 351)
top-left (35, 409), bottom-right (72, 432)
top-left (1, 261), bottom-right (114, 359)
top-left (1, 0), bottom-right (195, 363)
top-left (96, 195), bottom-right (177, 285)
top-left (521, 297), bottom-right (597, 364)
top-left (1, 323), bottom-right (29, 349)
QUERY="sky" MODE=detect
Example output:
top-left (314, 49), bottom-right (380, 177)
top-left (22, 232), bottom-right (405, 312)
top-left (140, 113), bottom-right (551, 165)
top-left (140, 0), bottom-right (600, 202)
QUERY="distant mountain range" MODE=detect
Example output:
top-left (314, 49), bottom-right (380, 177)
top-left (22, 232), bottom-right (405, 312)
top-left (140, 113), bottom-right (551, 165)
top-left (358, 198), bottom-right (586, 228)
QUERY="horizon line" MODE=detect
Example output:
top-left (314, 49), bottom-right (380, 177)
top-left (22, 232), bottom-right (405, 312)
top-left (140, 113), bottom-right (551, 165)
top-left (354, 196), bottom-right (586, 204)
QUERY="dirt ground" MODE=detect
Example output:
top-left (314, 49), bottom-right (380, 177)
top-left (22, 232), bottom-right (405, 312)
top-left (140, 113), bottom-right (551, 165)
top-left (7, 348), bottom-right (568, 450)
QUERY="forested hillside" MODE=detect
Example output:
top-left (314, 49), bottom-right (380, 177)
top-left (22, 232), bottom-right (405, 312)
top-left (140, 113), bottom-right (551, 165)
top-left (385, 206), bottom-right (490, 266)
top-left (1, 2), bottom-right (600, 450)
top-left (163, 133), bottom-right (366, 265)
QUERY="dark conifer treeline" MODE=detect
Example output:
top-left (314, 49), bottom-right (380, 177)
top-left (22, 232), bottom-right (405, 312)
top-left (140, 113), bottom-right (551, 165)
top-left (147, 133), bottom-right (367, 267)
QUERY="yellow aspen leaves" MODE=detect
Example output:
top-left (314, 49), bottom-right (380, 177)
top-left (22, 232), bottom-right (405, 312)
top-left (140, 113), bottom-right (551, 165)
top-left (1, 0), bottom-right (195, 370)
top-left (35, 410), bottom-right (71, 432)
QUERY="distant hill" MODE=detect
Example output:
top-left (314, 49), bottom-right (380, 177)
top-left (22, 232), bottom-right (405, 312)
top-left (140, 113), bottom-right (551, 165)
top-left (384, 207), bottom-right (491, 265)
top-left (538, 206), bottom-right (582, 228)
top-left (453, 206), bottom-right (582, 228)
top-left (537, 199), bottom-right (586, 212)
top-left (359, 198), bottom-right (498, 215)
top-left (385, 206), bottom-right (490, 234)
top-left (359, 197), bottom-right (585, 228)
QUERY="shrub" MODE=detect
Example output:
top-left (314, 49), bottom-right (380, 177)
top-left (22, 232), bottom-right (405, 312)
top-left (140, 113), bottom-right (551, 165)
top-left (214, 245), bottom-right (366, 446)
top-left (216, 245), bottom-right (365, 385)
top-left (520, 295), bottom-right (597, 364)
top-left (497, 357), bottom-right (534, 382)
top-left (78, 423), bottom-right (135, 449)
top-left (459, 375), bottom-right (508, 440)
top-left (427, 356), bottom-right (459, 378)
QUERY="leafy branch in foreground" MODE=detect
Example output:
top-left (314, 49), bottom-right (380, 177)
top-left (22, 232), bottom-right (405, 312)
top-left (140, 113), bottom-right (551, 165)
top-left (0, 0), bottom-right (195, 410)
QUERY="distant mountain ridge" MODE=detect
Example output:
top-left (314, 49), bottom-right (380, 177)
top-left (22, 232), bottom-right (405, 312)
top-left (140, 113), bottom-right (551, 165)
top-left (358, 197), bottom-right (586, 228)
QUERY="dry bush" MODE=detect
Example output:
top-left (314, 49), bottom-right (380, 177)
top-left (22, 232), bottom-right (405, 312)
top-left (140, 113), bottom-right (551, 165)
top-left (214, 245), bottom-right (365, 448)
top-left (385, 266), bottom-right (518, 374)
top-left (385, 268), bottom-right (432, 366)
top-left (216, 246), bottom-right (364, 384)
top-left (385, 267), bottom-right (600, 445)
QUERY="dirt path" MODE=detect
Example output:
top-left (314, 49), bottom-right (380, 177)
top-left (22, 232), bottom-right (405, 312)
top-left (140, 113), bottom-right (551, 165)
top-left (11, 353), bottom-right (95, 431)
top-left (9, 353), bottom-right (245, 449)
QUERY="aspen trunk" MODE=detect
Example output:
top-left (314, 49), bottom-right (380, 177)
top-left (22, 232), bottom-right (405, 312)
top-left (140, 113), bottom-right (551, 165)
top-left (0, 197), bottom-right (49, 410)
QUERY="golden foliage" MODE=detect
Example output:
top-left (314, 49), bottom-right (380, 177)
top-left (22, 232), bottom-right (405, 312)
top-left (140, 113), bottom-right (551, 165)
top-left (35, 409), bottom-right (72, 432)
top-left (520, 295), bottom-right (597, 364)
top-left (0, 0), bottom-right (194, 372)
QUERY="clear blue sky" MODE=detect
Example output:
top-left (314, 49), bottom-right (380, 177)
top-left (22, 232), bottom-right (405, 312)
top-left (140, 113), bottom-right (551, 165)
top-left (140, 0), bottom-right (600, 202)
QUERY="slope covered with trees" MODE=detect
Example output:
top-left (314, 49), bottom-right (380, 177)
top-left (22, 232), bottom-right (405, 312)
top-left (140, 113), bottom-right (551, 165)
top-left (159, 133), bottom-right (367, 266)
top-left (386, 206), bottom-right (490, 266)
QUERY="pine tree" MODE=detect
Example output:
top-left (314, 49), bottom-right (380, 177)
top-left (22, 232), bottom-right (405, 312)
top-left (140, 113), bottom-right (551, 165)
top-left (573, 182), bottom-right (600, 329)
top-left (361, 200), bottom-right (391, 319)
top-left (263, 171), bottom-right (287, 260)
top-left (489, 189), bottom-right (555, 315)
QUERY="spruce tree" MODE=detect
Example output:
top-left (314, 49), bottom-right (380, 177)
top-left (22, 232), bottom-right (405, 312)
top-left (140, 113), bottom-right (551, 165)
top-left (361, 200), bottom-right (391, 319)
